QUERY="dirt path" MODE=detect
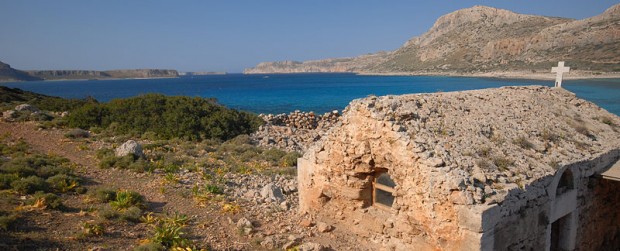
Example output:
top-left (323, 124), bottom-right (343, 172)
top-left (0, 121), bottom-right (378, 250)
top-left (0, 121), bottom-right (256, 249)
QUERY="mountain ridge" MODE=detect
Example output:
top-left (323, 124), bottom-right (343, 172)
top-left (245, 4), bottom-right (620, 75)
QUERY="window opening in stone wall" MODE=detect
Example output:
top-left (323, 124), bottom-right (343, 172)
top-left (556, 169), bottom-right (574, 196)
top-left (373, 170), bottom-right (396, 210)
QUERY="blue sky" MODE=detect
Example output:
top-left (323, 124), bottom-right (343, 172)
top-left (0, 0), bottom-right (617, 72)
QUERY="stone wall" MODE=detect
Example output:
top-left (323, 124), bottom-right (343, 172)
top-left (298, 106), bottom-right (473, 250)
top-left (297, 87), bottom-right (620, 251)
top-left (251, 111), bottom-right (340, 152)
top-left (480, 149), bottom-right (620, 250)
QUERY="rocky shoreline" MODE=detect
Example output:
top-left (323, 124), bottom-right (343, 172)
top-left (355, 70), bottom-right (620, 81)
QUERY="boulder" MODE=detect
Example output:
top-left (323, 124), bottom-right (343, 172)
top-left (15, 104), bottom-right (39, 112)
top-left (115, 140), bottom-right (145, 158)
top-left (2, 110), bottom-right (16, 119)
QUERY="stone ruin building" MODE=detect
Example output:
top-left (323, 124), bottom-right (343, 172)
top-left (297, 86), bottom-right (620, 250)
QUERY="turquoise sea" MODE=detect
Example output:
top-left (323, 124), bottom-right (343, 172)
top-left (2, 74), bottom-right (619, 116)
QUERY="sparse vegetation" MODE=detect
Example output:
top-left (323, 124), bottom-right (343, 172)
top-left (64, 128), bottom-right (90, 139)
top-left (96, 189), bottom-right (146, 223)
top-left (110, 190), bottom-right (145, 210)
top-left (1, 86), bottom-right (97, 111)
top-left (0, 93), bottom-right (304, 250)
top-left (541, 130), bottom-right (561, 143)
top-left (0, 148), bottom-right (83, 199)
top-left (87, 187), bottom-right (117, 203)
top-left (600, 116), bottom-right (615, 126)
top-left (29, 191), bottom-right (63, 209)
top-left (513, 136), bottom-right (534, 150)
top-left (147, 212), bottom-right (192, 249)
top-left (79, 221), bottom-right (104, 237)
top-left (573, 124), bottom-right (591, 136)
top-left (492, 156), bottom-right (514, 171)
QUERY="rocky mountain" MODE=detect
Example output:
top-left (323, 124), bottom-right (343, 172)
top-left (245, 4), bottom-right (620, 74)
top-left (28, 69), bottom-right (179, 80)
top-left (0, 61), bottom-right (42, 81)
top-left (244, 52), bottom-right (389, 74)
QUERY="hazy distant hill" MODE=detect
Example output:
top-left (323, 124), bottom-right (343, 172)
top-left (245, 4), bottom-right (620, 74)
top-left (28, 69), bottom-right (179, 80)
top-left (0, 59), bottom-right (180, 81)
top-left (0, 61), bottom-right (42, 81)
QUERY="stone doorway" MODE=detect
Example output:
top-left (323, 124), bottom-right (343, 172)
top-left (550, 212), bottom-right (573, 251)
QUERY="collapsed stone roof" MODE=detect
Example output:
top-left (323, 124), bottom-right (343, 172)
top-left (321, 86), bottom-right (620, 205)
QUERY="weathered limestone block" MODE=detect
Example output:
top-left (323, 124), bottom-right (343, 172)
top-left (338, 186), bottom-right (372, 201)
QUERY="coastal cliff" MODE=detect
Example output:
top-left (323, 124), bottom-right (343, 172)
top-left (28, 69), bottom-right (179, 80)
top-left (0, 61), bottom-right (42, 82)
top-left (245, 4), bottom-right (620, 75)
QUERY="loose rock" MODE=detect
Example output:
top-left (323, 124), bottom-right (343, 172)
top-left (261, 183), bottom-right (285, 202)
top-left (316, 222), bottom-right (333, 233)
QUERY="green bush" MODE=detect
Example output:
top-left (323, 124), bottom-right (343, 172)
top-left (97, 191), bottom-right (144, 222)
top-left (119, 206), bottom-right (143, 222)
top-left (95, 148), bottom-right (115, 160)
top-left (204, 184), bottom-right (223, 195)
top-left (1, 155), bottom-right (71, 178)
top-left (128, 159), bottom-right (152, 173)
top-left (11, 176), bottom-right (47, 194)
top-left (30, 191), bottom-right (63, 209)
top-left (133, 243), bottom-right (165, 251)
top-left (80, 221), bottom-right (104, 237)
top-left (0, 173), bottom-right (18, 189)
top-left (98, 156), bottom-right (117, 169)
top-left (262, 148), bottom-right (286, 162)
top-left (46, 174), bottom-right (80, 193)
top-left (64, 129), bottom-right (90, 139)
top-left (36, 165), bottom-right (72, 179)
top-left (1, 160), bottom-right (37, 177)
top-left (98, 153), bottom-right (149, 171)
top-left (98, 204), bottom-right (119, 220)
top-left (151, 221), bottom-right (190, 248)
top-left (0, 212), bottom-right (17, 231)
top-left (280, 152), bottom-right (302, 167)
top-left (88, 188), bottom-right (117, 203)
top-left (0, 140), bottom-right (29, 157)
top-left (110, 190), bottom-right (144, 210)
top-left (66, 94), bottom-right (264, 141)
top-left (114, 155), bottom-right (137, 169)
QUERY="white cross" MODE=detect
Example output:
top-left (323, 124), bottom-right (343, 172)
top-left (551, 61), bottom-right (570, 88)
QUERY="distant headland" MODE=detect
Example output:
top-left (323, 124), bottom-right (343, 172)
top-left (245, 4), bottom-right (620, 79)
top-left (0, 60), bottom-right (179, 82)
